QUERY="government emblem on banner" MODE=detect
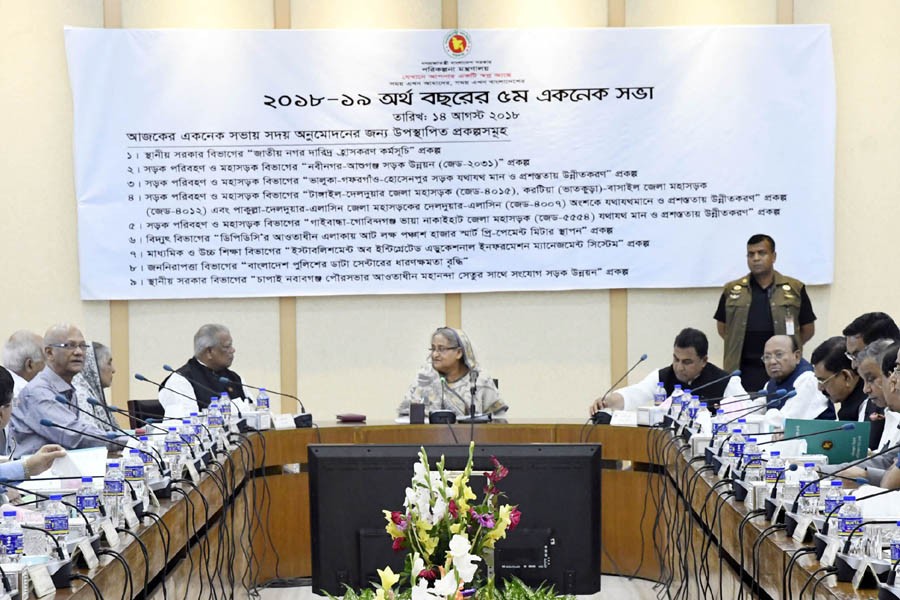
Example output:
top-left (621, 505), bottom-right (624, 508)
top-left (444, 30), bottom-right (471, 58)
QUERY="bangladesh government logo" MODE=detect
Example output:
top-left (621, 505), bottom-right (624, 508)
top-left (444, 30), bottom-right (471, 58)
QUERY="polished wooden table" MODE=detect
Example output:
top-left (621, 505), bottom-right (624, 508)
top-left (49, 421), bottom-right (884, 599)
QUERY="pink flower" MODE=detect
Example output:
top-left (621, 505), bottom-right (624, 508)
top-left (470, 508), bottom-right (495, 528)
top-left (448, 499), bottom-right (458, 519)
top-left (392, 537), bottom-right (406, 552)
top-left (508, 508), bottom-right (522, 531)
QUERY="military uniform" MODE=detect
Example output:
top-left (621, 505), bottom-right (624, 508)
top-left (714, 270), bottom-right (816, 391)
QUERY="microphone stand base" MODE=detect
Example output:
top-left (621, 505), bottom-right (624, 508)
top-left (49, 559), bottom-right (74, 589)
top-left (458, 414), bottom-right (491, 424)
top-left (294, 413), bottom-right (313, 428)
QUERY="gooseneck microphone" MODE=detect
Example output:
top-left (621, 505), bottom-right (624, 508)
top-left (135, 372), bottom-right (198, 404)
top-left (164, 364), bottom-right (244, 419)
top-left (39, 418), bottom-right (129, 449)
top-left (217, 376), bottom-right (306, 413)
top-left (688, 369), bottom-right (742, 395)
top-left (707, 388), bottom-right (786, 409)
top-left (756, 422), bottom-right (856, 447)
top-left (0, 478), bottom-right (98, 537)
top-left (86, 398), bottom-right (169, 435)
top-left (469, 368), bottom-right (478, 418)
top-left (591, 353), bottom-right (648, 421)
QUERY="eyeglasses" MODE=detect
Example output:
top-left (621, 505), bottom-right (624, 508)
top-left (47, 342), bottom-right (90, 351)
top-left (761, 352), bottom-right (792, 363)
top-left (429, 346), bottom-right (460, 354)
top-left (815, 372), bottom-right (839, 385)
top-left (891, 365), bottom-right (900, 379)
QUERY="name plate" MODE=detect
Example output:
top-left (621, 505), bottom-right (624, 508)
top-left (792, 515), bottom-right (813, 542)
top-left (28, 564), bottom-right (56, 598)
top-left (819, 537), bottom-right (841, 568)
top-left (123, 503), bottom-right (140, 529)
top-left (78, 538), bottom-right (100, 570)
top-left (100, 519), bottom-right (120, 547)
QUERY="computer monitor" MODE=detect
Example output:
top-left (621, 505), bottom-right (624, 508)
top-left (308, 443), bottom-right (602, 596)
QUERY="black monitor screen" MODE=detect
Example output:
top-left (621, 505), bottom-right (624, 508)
top-left (308, 443), bottom-right (602, 596)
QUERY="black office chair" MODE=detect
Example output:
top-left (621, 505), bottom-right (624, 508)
top-left (127, 399), bottom-right (164, 429)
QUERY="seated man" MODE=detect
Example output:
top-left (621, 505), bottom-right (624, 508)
top-left (0, 366), bottom-right (67, 479)
top-left (758, 335), bottom-right (831, 424)
top-left (856, 339), bottom-right (897, 449)
top-left (9, 324), bottom-right (128, 458)
top-left (590, 327), bottom-right (745, 414)
top-left (843, 312), bottom-right (899, 368)
top-left (823, 341), bottom-right (900, 485)
top-left (1, 330), bottom-right (45, 400)
top-left (159, 324), bottom-right (253, 417)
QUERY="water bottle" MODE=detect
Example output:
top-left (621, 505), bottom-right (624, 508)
top-left (164, 427), bottom-right (183, 475)
top-left (726, 428), bottom-right (746, 468)
top-left (764, 451), bottom-right (784, 484)
top-left (190, 412), bottom-right (206, 442)
top-left (75, 476), bottom-right (101, 527)
top-left (257, 387), bottom-right (271, 411)
top-left (687, 395), bottom-right (700, 421)
top-left (104, 461), bottom-right (125, 528)
top-left (43, 494), bottom-right (69, 546)
top-left (838, 495), bottom-right (864, 554)
top-left (712, 409), bottom-right (727, 445)
top-left (653, 382), bottom-right (666, 407)
top-left (139, 435), bottom-right (161, 480)
top-left (679, 389), bottom-right (693, 419)
top-left (207, 402), bottom-right (224, 439)
top-left (0, 511), bottom-right (23, 563)
top-left (179, 418), bottom-right (196, 460)
top-left (124, 448), bottom-right (147, 505)
top-left (742, 438), bottom-right (763, 482)
top-left (219, 392), bottom-right (233, 427)
top-left (889, 521), bottom-right (900, 572)
top-left (823, 480), bottom-right (844, 517)
top-left (798, 462), bottom-right (820, 515)
top-left (669, 384), bottom-right (684, 414)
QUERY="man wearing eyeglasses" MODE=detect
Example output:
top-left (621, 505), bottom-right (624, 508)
top-left (758, 335), bottom-right (831, 424)
top-left (8, 324), bottom-right (129, 457)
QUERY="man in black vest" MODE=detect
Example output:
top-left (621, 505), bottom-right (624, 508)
top-left (590, 328), bottom-right (745, 414)
top-left (158, 324), bottom-right (251, 418)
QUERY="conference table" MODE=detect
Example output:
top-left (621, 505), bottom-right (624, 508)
top-left (53, 420), bottom-right (884, 599)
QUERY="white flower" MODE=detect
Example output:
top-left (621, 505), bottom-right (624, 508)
top-left (432, 571), bottom-right (461, 597)
top-left (412, 461), bottom-right (429, 487)
top-left (411, 579), bottom-right (443, 600)
top-left (431, 496), bottom-right (447, 523)
top-left (448, 534), bottom-right (481, 583)
top-left (410, 553), bottom-right (426, 584)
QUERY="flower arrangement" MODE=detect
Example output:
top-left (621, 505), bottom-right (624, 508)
top-left (378, 441), bottom-right (522, 600)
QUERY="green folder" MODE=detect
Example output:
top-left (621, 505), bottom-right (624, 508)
top-left (783, 418), bottom-right (870, 463)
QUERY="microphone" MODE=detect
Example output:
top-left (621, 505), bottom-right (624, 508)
top-left (687, 369), bottom-right (742, 395)
top-left (591, 353), bottom-right (648, 422)
top-left (722, 390), bottom-right (796, 419)
top-left (87, 398), bottom-right (169, 435)
top-left (217, 376), bottom-right (305, 412)
top-left (712, 388), bottom-right (786, 408)
top-left (458, 369), bottom-right (490, 425)
top-left (768, 463), bottom-right (799, 499)
top-left (217, 376), bottom-right (312, 427)
top-left (756, 423), bottom-right (855, 446)
top-left (841, 518), bottom-right (898, 554)
top-left (39, 418), bottom-right (129, 449)
top-left (821, 485), bottom-right (894, 535)
top-left (135, 372), bottom-right (199, 404)
top-left (0, 478), bottom-right (99, 538)
top-left (789, 440), bottom-right (900, 514)
top-left (469, 368), bottom-right (478, 419)
top-left (713, 396), bottom-right (793, 456)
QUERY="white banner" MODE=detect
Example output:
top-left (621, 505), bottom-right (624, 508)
top-left (65, 26), bottom-right (835, 300)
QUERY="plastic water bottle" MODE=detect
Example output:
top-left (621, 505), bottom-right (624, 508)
top-left (164, 427), bottom-right (183, 475)
top-left (889, 521), bottom-right (900, 572)
top-left (653, 382), bottom-right (666, 407)
top-left (824, 480), bottom-right (844, 517)
top-left (179, 418), bottom-right (196, 460)
top-left (0, 511), bottom-right (23, 563)
top-left (742, 438), bottom-right (763, 482)
top-left (712, 409), bottom-right (727, 445)
top-left (669, 384), bottom-right (684, 413)
top-left (124, 448), bottom-right (147, 505)
top-left (219, 392), bottom-right (233, 426)
top-left (189, 412), bottom-right (206, 441)
top-left (798, 462), bottom-right (820, 515)
top-left (207, 402), bottom-right (224, 440)
top-left (75, 476), bottom-right (101, 526)
top-left (104, 461), bottom-right (125, 528)
top-left (838, 495), bottom-right (864, 554)
top-left (727, 428), bottom-right (746, 468)
top-left (679, 389), bottom-right (693, 419)
top-left (139, 435), bottom-right (161, 480)
top-left (43, 494), bottom-right (69, 546)
top-left (687, 395), bottom-right (701, 421)
top-left (764, 451), bottom-right (785, 487)
top-left (257, 387), bottom-right (271, 411)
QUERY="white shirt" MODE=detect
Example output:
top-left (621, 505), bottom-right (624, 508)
top-left (618, 368), bottom-right (746, 412)
top-left (9, 370), bottom-right (28, 402)
top-left (878, 409), bottom-right (900, 450)
top-left (158, 371), bottom-right (254, 418)
top-left (763, 370), bottom-right (831, 426)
